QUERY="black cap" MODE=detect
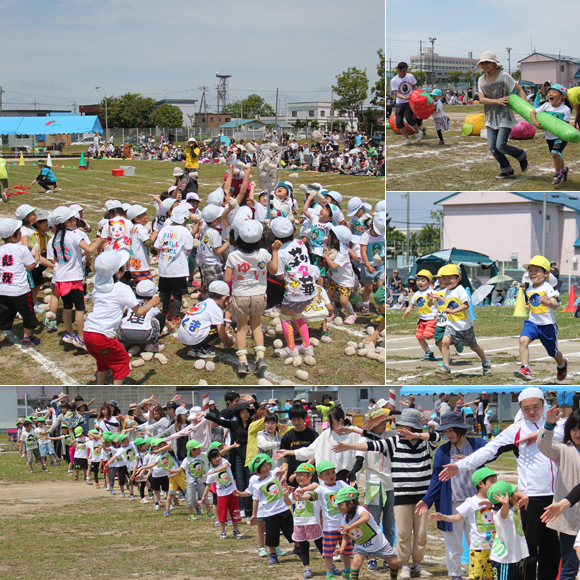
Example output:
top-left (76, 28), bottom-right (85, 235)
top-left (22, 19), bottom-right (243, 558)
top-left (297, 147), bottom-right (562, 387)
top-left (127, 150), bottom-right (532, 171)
top-left (107, 400), bottom-right (118, 406)
top-left (165, 401), bottom-right (178, 409)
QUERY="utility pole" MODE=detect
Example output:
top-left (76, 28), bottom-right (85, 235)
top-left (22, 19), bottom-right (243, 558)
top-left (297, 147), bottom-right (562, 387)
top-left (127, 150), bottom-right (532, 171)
top-left (0, 86), bottom-right (4, 115)
top-left (506, 47), bottom-right (512, 75)
top-left (402, 192), bottom-right (410, 264)
top-left (542, 192), bottom-right (547, 256)
top-left (419, 41), bottom-right (423, 77)
top-left (429, 37), bottom-right (437, 86)
top-left (330, 89), bottom-right (334, 132)
top-left (274, 88), bottom-right (279, 136)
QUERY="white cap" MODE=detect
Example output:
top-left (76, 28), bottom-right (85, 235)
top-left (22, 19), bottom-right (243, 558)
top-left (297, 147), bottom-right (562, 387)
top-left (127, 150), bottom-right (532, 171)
top-left (347, 197), bottom-right (371, 217)
top-left (374, 200), bottom-right (386, 216)
top-left (160, 198), bottom-right (177, 217)
top-left (186, 192), bottom-right (201, 202)
top-left (208, 400), bottom-right (216, 405)
top-left (175, 407), bottom-right (188, 416)
top-left (201, 205), bottom-right (222, 224)
top-left (0, 218), bottom-right (22, 238)
top-left (373, 215), bottom-right (386, 235)
top-left (330, 224), bottom-right (353, 254)
top-left (51, 206), bottom-right (78, 225)
top-left (173, 167), bottom-right (184, 177)
top-left (15, 204), bottom-right (37, 220)
top-left (167, 185), bottom-right (178, 194)
top-left (69, 203), bottom-right (83, 213)
top-left (170, 206), bottom-right (189, 224)
top-left (208, 280), bottom-right (230, 296)
top-left (208, 187), bottom-right (225, 206)
top-left (188, 137), bottom-right (196, 143)
top-left (179, 201), bottom-right (194, 211)
top-left (127, 205), bottom-right (147, 221)
top-left (135, 279), bottom-right (158, 297)
top-left (376, 398), bottom-right (388, 408)
top-left (326, 190), bottom-right (343, 205)
top-left (94, 250), bottom-right (131, 293)
top-left (121, 203), bottom-right (131, 212)
top-left (239, 220), bottom-right (263, 243)
top-left (190, 405), bottom-right (202, 413)
top-left (270, 217), bottom-right (294, 238)
top-left (284, 181), bottom-right (294, 191)
top-left (518, 387), bottom-right (545, 403)
top-left (231, 206), bottom-right (253, 234)
top-left (104, 200), bottom-right (122, 212)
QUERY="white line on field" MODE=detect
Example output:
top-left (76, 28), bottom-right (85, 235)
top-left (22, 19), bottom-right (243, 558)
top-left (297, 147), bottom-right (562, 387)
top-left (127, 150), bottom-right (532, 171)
top-left (6, 331), bottom-right (80, 385)
top-left (328, 323), bottom-right (368, 338)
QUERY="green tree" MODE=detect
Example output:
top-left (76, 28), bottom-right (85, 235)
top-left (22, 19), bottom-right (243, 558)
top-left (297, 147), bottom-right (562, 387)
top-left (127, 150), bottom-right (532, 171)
top-left (222, 94), bottom-right (275, 117)
top-left (417, 210), bottom-right (442, 249)
top-left (370, 48), bottom-right (385, 108)
top-left (332, 67), bottom-right (369, 131)
top-left (100, 93), bottom-right (156, 128)
top-left (512, 66), bottom-right (522, 81)
top-left (447, 71), bottom-right (463, 85)
top-left (151, 104), bottom-right (183, 129)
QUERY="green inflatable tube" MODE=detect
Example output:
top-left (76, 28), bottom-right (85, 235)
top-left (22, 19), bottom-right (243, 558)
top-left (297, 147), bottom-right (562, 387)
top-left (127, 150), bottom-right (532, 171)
top-left (507, 94), bottom-right (580, 143)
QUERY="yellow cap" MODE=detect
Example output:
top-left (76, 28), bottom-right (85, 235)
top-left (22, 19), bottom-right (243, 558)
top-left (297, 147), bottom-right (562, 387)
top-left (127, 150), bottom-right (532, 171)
top-left (416, 269), bottom-right (433, 281)
top-left (523, 255), bottom-right (551, 272)
top-left (437, 264), bottom-right (461, 277)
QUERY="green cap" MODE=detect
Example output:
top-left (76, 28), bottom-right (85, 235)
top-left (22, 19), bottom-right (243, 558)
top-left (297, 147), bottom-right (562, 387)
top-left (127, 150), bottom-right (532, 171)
top-left (151, 438), bottom-right (166, 447)
top-left (145, 436), bottom-right (155, 446)
top-left (74, 426), bottom-right (84, 437)
top-left (116, 434), bottom-right (128, 442)
top-left (316, 460), bottom-right (336, 474)
top-left (487, 481), bottom-right (518, 504)
top-left (89, 429), bottom-right (99, 435)
top-left (295, 463), bottom-right (316, 474)
top-left (26, 416), bottom-right (34, 422)
top-left (249, 453), bottom-right (272, 474)
top-left (207, 441), bottom-right (222, 452)
top-left (472, 467), bottom-right (497, 487)
top-left (102, 432), bottom-right (113, 442)
top-left (334, 486), bottom-right (359, 504)
top-left (134, 437), bottom-right (147, 447)
top-left (37, 417), bottom-right (46, 422)
top-left (186, 439), bottom-right (202, 451)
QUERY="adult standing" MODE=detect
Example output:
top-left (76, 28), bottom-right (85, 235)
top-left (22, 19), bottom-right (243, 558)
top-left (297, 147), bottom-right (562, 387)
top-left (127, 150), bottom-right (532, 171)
top-left (390, 62), bottom-right (423, 146)
top-left (389, 269), bottom-right (403, 298)
top-left (434, 393), bottom-right (446, 419)
top-left (550, 261), bottom-right (562, 292)
top-left (168, 130), bottom-right (175, 146)
top-left (476, 51), bottom-right (529, 178)
top-left (184, 137), bottom-right (200, 177)
top-left (464, 392), bottom-right (489, 438)
top-left (93, 132), bottom-right (100, 156)
top-left (95, 404), bottom-right (120, 433)
top-left (439, 387), bottom-right (562, 580)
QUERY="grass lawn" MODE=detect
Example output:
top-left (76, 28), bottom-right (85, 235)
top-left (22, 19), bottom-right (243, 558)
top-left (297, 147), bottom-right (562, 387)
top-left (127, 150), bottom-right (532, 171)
top-left (0, 434), bottom-right (519, 580)
top-left (385, 105), bottom-right (580, 191)
top-left (0, 160), bottom-right (384, 386)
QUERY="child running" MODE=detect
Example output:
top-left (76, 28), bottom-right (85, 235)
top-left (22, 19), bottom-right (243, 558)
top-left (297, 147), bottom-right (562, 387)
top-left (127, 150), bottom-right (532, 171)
top-left (429, 89), bottom-right (450, 145)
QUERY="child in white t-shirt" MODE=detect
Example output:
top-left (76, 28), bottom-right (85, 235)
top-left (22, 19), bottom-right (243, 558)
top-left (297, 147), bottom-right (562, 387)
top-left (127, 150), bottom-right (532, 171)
top-left (224, 220), bottom-right (271, 376)
top-left (302, 265), bottom-right (333, 340)
top-left (359, 218), bottom-right (385, 314)
top-left (72, 426), bottom-right (91, 483)
top-left (199, 204), bottom-right (229, 293)
top-left (127, 204), bottom-right (153, 283)
top-left (429, 89), bottom-right (450, 145)
top-left (176, 439), bottom-right (212, 520)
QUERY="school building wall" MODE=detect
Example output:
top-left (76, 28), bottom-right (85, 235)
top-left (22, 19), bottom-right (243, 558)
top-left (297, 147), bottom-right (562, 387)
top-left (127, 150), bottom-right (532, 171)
top-left (520, 55), bottom-right (580, 88)
top-left (68, 387), bottom-right (177, 411)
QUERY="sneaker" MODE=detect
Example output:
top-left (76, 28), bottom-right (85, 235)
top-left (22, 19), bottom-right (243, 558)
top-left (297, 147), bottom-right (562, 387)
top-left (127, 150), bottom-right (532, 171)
top-left (72, 334), bottom-right (86, 350)
top-left (411, 564), bottom-right (432, 577)
top-left (169, 504), bottom-right (174, 510)
top-left (188, 514), bottom-right (197, 521)
top-left (163, 510), bottom-right (170, 517)
top-left (34, 303), bottom-right (45, 313)
top-left (455, 342), bottom-right (464, 354)
top-left (268, 554), bottom-right (278, 565)
top-left (438, 141), bottom-right (445, 146)
top-left (42, 466), bottom-right (48, 472)
top-left (482, 357), bottom-right (492, 377)
top-left (342, 571), bottom-right (350, 579)
top-left (562, 166), bottom-right (569, 182)
top-left (43, 318), bottom-right (57, 330)
top-left (187, 347), bottom-right (200, 358)
top-left (298, 345), bottom-right (314, 357)
top-left (119, 492), bottom-right (126, 498)
top-left (198, 346), bottom-right (217, 359)
top-left (206, 512), bottom-right (213, 518)
top-left (304, 568), bottom-right (313, 579)
top-left (110, 489), bottom-right (116, 495)
top-left (21, 336), bottom-right (41, 348)
top-left (254, 357), bottom-right (267, 374)
top-left (45, 189), bottom-right (53, 194)
top-left (62, 332), bottom-right (75, 345)
top-left (86, 479), bottom-right (93, 485)
top-left (0, 191), bottom-right (7, 203)
top-left (195, 506), bottom-right (202, 515)
top-left (367, 559), bottom-right (379, 572)
top-left (557, 358), bottom-right (568, 382)
top-left (326, 312), bottom-right (338, 322)
top-left (496, 170), bottom-right (515, 179)
top-left (274, 346), bottom-right (299, 358)
top-left (400, 565), bottom-right (412, 579)
top-left (105, 484), bottom-right (110, 490)
top-left (233, 529), bottom-right (243, 539)
top-left (437, 364), bottom-right (451, 375)
top-left (415, 130), bottom-right (423, 142)
top-left (422, 351), bottom-right (435, 361)
top-left (402, 139), bottom-right (412, 146)
top-left (519, 156), bottom-right (529, 173)
top-left (30, 469), bottom-right (34, 473)
top-left (344, 313), bottom-right (357, 324)
top-left (145, 342), bottom-right (165, 352)
top-left (277, 547), bottom-right (287, 556)
top-left (237, 362), bottom-right (250, 376)
top-left (214, 520), bottom-right (220, 527)
top-left (332, 564), bottom-right (341, 573)
top-left (154, 503), bottom-right (160, 510)
top-left (140, 498), bottom-right (149, 504)
top-left (258, 547), bottom-right (268, 557)
top-left (95, 483), bottom-right (100, 489)
top-left (220, 531), bottom-right (227, 540)
top-left (129, 495), bottom-right (135, 501)
top-left (192, 279), bottom-right (201, 287)
top-left (362, 303), bottom-right (371, 314)
top-left (514, 366), bottom-right (532, 381)
top-left (149, 491), bottom-right (154, 499)
top-left (553, 172), bottom-right (563, 185)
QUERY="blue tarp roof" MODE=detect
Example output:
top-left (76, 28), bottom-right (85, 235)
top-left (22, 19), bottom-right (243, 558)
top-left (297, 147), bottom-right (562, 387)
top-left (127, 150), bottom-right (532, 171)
top-left (0, 115), bottom-right (102, 135)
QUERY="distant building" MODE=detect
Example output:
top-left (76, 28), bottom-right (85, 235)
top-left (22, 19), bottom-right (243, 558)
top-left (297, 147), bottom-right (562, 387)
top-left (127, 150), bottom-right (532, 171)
top-left (152, 99), bottom-right (199, 127)
top-left (409, 48), bottom-right (478, 83)
top-left (519, 52), bottom-right (580, 88)
top-left (219, 118), bottom-right (266, 139)
top-left (194, 113), bottom-right (232, 132)
top-left (286, 101), bottom-right (357, 132)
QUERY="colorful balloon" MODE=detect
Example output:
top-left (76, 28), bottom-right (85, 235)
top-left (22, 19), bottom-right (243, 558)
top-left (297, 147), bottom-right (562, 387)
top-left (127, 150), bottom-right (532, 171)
top-left (463, 113), bottom-right (485, 136)
top-left (389, 115), bottom-right (418, 136)
top-left (509, 120), bottom-right (536, 140)
top-left (409, 90), bottom-right (435, 120)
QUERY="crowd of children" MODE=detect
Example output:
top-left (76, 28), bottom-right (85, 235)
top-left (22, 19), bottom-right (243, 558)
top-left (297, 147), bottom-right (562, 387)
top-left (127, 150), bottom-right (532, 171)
top-left (0, 163), bottom-right (385, 383)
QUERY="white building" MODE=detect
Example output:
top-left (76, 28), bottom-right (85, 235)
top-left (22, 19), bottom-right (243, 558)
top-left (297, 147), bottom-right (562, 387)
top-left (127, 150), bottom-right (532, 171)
top-left (286, 101), bottom-right (358, 132)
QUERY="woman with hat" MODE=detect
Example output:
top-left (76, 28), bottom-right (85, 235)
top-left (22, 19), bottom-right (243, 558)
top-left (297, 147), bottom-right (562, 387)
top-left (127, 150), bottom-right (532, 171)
top-left (477, 51), bottom-right (529, 179)
top-left (415, 412), bottom-right (489, 580)
top-left (184, 137), bottom-right (200, 176)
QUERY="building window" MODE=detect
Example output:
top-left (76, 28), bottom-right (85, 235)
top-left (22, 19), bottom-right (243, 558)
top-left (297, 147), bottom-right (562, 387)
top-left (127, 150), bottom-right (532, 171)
top-left (226, 118), bottom-right (231, 122)
top-left (561, 65), bottom-right (565, 72)
top-left (309, 110), bottom-right (315, 117)
top-left (359, 388), bottom-right (369, 400)
top-left (210, 117), bottom-right (214, 122)
top-left (320, 111), bottom-right (325, 117)
top-left (545, 215), bottom-right (551, 233)
top-left (292, 111), bottom-right (297, 118)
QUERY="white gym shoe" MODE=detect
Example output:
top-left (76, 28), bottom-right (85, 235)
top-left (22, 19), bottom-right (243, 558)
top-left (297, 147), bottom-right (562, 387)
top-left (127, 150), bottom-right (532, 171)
top-left (298, 345), bottom-right (314, 357)
top-left (145, 342), bottom-right (165, 352)
top-left (415, 131), bottom-right (423, 142)
top-left (411, 564), bottom-right (432, 577)
top-left (402, 139), bottom-right (412, 146)
top-left (274, 346), bottom-right (299, 358)
top-left (400, 565), bottom-right (412, 579)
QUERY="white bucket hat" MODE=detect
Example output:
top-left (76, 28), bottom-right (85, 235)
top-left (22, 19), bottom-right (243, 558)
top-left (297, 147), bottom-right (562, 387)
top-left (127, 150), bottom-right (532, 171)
top-left (201, 204), bottom-right (222, 224)
top-left (173, 167), bottom-right (184, 177)
top-left (207, 187), bottom-right (225, 206)
top-left (0, 218), bottom-right (22, 238)
top-left (239, 220), bottom-right (263, 244)
top-left (477, 51), bottom-right (502, 69)
top-left (127, 205), bottom-right (147, 221)
top-left (51, 206), bottom-right (79, 225)
top-left (326, 191), bottom-right (343, 205)
top-left (186, 192), bottom-right (201, 202)
top-left (15, 204), bottom-right (37, 220)
top-left (94, 250), bottom-right (131, 293)
top-left (208, 280), bottom-right (230, 296)
top-left (104, 200), bottom-right (122, 212)
top-left (170, 205), bottom-right (189, 224)
top-left (270, 217), bottom-right (294, 239)
top-left (330, 224), bottom-right (353, 254)
top-left (135, 279), bottom-right (158, 297)
top-left (347, 197), bottom-right (372, 218)
top-left (160, 198), bottom-right (177, 216)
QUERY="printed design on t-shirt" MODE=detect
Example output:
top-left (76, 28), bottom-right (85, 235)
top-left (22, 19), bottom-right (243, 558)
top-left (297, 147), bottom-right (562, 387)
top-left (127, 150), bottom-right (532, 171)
top-left (125, 448), bottom-right (136, 462)
top-left (294, 499), bottom-right (315, 518)
top-left (445, 298), bottom-right (467, 321)
top-left (491, 536), bottom-right (507, 559)
top-left (400, 82), bottom-right (410, 94)
top-left (76, 438), bottom-right (86, 450)
top-left (108, 219), bottom-right (131, 250)
top-left (189, 460), bottom-right (205, 479)
top-left (528, 291), bottom-right (548, 313)
top-left (93, 444), bottom-right (102, 456)
top-left (216, 470), bottom-right (232, 488)
top-left (26, 435), bottom-right (36, 446)
top-left (325, 491), bottom-right (340, 515)
top-left (181, 302), bottom-right (207, 333)
top-left (64, 435), bottom-right (74, 446)
top-left (159, 231), bottom-right (182, 262)
top-left (514, 508), bottom-right (524, 536)
top-left (55, 243), bottom-right (72, 263)
top-left (473, 507), bottom-right (496, 548)
top-left (158, 454), bottom-right (175, 471)
top-left (304, 293), bottom-right (325, 313)
top-left (353, 220), bottom-right (366, 234)
top-left (260, 479), bottom-right (283, 503)
top-left (371, 242), bottom-right (383, 256)
top-left (347, 522), bottom-right (377, 545)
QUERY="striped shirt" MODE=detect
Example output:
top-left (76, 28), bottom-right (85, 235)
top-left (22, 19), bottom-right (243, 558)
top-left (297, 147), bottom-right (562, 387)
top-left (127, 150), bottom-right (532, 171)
top-left (367, 431), bottom-right (440, 505)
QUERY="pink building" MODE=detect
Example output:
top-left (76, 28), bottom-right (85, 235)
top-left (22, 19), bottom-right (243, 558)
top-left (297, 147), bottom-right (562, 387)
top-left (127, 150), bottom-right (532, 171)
top-left (436, 192), bottom-right (580, 278)
top-left (519, 52), bottom-right (580, 88)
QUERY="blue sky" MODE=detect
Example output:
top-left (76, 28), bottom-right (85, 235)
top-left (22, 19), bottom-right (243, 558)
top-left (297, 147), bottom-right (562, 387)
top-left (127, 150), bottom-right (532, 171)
top-left (3, 0), bottom-right (383, 113)
top-left (386, 192), bottom-right (448, 229)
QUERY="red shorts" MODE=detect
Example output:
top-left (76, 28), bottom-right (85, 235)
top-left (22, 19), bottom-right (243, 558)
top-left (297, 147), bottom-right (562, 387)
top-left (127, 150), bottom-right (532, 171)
top-left (84, 331), bottom-right (131, 380)
top-left (416, 318), bottom-right (436, 340)
top-left (103, 459), bottom-right (109, 474)
top-left (322, 529), bottom-right (353, 557)
top-left (217, 492), bottom-right (241, 523)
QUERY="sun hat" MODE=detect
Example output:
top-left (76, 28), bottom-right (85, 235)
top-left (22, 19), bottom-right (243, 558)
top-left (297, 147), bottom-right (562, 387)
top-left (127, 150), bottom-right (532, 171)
top-left (363, 408), bottom-right (389, 430)
top-left (207, 187), bottom-right (225, 206)
top-left (373, 215), bottom-right (385, 236)
top-left (231, 206), bottom-right (253, 235)
top-left (186, 439), bottom-right (202, 451)
top-left (249, 453), bottom-right (272, 474)
top-left (284, 181), bottom-right (294, 191)
top-left (415, 269), bottom-right (433, 282)
top-left (437, 264), bottom-right (461, 277)
top-left (121, 203), bottom-right (131, 212)
top-left (326, 190), bottom-right (343, 205)
top-left (310, 265), bottom-right (321, 280)
top-left (208, 400), bottom-right (216, 405)
top-left (37, 417), bottom-right (45, 422)
top-left (472, 466), bottom-right (497, 487)
top-left (347, 197), bottom-right (372, 217)
top-left (35, 209), bottom-right (50, 221)
top-left (487, 480), bottom-right (517, 504)
top-left (50, 206), bottom-right (78, 225)
top-left (549, 84), bottom-right (567, 96)
top-left (335, 486), bottom-right (359, 504)
top-left (374, 200), bottom-right (386, 216)
top-left (190, 405), bottom-right (202, 414)
top-left (476, 51), bottom-right (502, 68)
top-left (15, 204), bottom-right (37, 220)
top-left (74, 426), bottom-right (84, 437)
top-left (174, 407), bottom-right (188, 417)
top-left (316, 460), bottom-right (336, 474)
top-left (127, 205), bottom-right (147, 221)
top-left (523, 255), bottom-right (551, 272)
top-left (239, 220), bottom-right (263, 244)
top-left (518, 387), bottom-right (545, 402)
top-left (135, 279), bottom-right (158, 297)
top-left (430, 89), bottom-right (443, 96)
top-left (167, 185), bottom-right (178, 195)
top-left (397, 408), bottom-right (423, 430)
top-left (0, 218), bottom-right (23, 238)
top-left (208, 280), bottom-right (230, 296)
top-left (160, 197), bottom-right (177, 217)
top-left (330, 224), bottom-right (353, 254)
top-left (173, 167), bottom-right (184, 177)
top-left (188, 137), bottom-right (197, 143)
top-left (186, 192), bottom-right (201, 202)
top-left (270, 216), bottom-right (294, 238)
top-left (134, 437), bottom-right (147, 447)
top-left (295, 463), bottom-right (316, 474)
top-left (104, 200), bottom-right (122, 212)
top-left (201, 204), bottom-right (222, 224)
top-left (436, 411), bottom-right (470, 431)
top-left (116, 434), bottom-right (128, 442)
top-left (69, 203), bottom-right (83, 213)
top-left (94, 249), bottom-right (131, 293)
top-left (275, 182), bottom-right (291, 195)
top-left (170, 205), bottom-right (189, 224)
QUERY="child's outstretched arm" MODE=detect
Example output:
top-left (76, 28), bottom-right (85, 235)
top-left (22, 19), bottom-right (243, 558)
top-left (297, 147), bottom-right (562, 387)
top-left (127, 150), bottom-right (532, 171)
top-left (429, 511), bottom-right (463, 523)
top-left (402, 302), bottom-right (414, 318)
top-left (267, 240), bottom-right (282, 274)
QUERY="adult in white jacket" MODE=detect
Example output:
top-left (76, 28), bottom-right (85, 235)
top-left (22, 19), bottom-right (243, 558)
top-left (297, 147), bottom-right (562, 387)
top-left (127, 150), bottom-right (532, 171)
top-left (274, 406), bottom-right (360, 481)
top-left (439, 387), bottom-right (563, 580)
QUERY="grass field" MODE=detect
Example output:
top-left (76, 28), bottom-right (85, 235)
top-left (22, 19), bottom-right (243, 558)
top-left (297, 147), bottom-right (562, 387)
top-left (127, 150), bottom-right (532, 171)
top-left (0, 160), bottom-right (384, 386)
top-left (385, 104), bottom-right (580, 191)
top-left (0, 437), bottom-right (519, 580)
top-left (385, 300), bottom-right (580, 385)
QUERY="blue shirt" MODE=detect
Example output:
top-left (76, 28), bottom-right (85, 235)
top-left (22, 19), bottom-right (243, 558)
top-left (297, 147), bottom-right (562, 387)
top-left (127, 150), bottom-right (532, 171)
top-left (40, 167), bottom-right (56, 182)
top-left (355, 134), bottom-right (363, 147)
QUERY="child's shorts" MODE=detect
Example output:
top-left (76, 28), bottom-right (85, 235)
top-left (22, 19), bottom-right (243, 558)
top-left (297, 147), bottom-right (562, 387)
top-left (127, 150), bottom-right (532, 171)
top-left (84, 331), bottom-right (131, 381)
top-left (469, 549), bottom-right (492, 580)
top-left (74, 457), bottom-right (88, 471)
top-left (130, 270), bottom-right (153, 283)
top-left (520, 318), bottom-right (559, 357)
top-left (434, 115), bottom-right (450, 131)
top-left (374, 284), bottom-right (385, 306)
top-left (26, 448), bottom-right (41, 463)
top-left (444, 325), bottom-right (478, 348)
top-left (292, 523), bottom-right (323, 543)
top-left (201, 264), bottom-right (224, 286)
top-left (281, 296), bottom-right (313, 312)
top-left (0, 292), bottom-right (38, 331)
top-left (416, 318), bottom-right (436, 339)
top-left (168, 471), bottom-right (187, 493)
top-left (546, 138), bottom-right (567, 158)
top-left (158, 276), bottom-right (188, 296)
top-left (353, 540), bottom-right (396, 559)
top-left (360, 262), bottom-right (385, 284)
top-left (264, 508), bottom-right (294, 548)
top-left (327, 279), bottom-right (353, 298)
top-left (230, 294), bottom-right (267, 318)
top-left (491, 559), bottom-right (525, 580)
top-left (39, 441), bottom-right (54, 456)
top-left (55, 281), bottom-right (85, 311)
top-left (322, 529), bottom-right (353, 557)
top-left (150, 475), bottom-right (169, 492)
top-left (186, 482), bottom-right (206, 507)
top-left (217, 492), bottom-right (241, 523)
